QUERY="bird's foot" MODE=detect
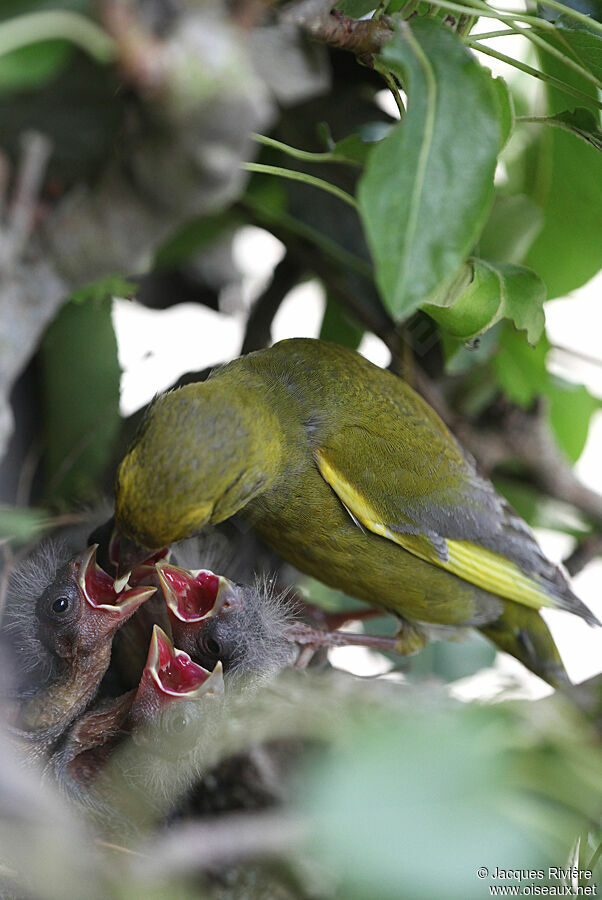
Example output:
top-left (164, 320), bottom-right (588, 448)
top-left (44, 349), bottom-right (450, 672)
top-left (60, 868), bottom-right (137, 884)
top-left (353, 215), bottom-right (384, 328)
top-left (287, 623), bottom-right (401, 668)
top-left (393, 619), bottom-right (429, 656)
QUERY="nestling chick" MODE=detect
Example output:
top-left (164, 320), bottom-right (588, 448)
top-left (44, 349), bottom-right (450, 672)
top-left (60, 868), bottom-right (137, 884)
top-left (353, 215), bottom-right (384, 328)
top-left (157, 562), bottom-right (297, 679)
top-left (2, 542), bottom-right (154, 755)
top-left (51, 625), bottom-right (223, 831)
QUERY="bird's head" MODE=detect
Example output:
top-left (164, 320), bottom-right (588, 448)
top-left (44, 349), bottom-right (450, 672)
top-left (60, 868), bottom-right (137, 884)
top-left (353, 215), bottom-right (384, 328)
top-left (156, 562), bottom-right (243, 669)
top-left (35, 545), bottom-right (155, 661)
top-left (157, 563), bottom-right (297, 677)
top-left (114, 380), bottom-right (285, 555)
top-left (127, 625), bottom-right (224, 758)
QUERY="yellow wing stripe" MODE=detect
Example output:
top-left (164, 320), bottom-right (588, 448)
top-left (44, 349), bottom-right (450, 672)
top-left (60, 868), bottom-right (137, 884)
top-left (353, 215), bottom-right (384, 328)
top-left (315, 450), bottom-right (556, 611)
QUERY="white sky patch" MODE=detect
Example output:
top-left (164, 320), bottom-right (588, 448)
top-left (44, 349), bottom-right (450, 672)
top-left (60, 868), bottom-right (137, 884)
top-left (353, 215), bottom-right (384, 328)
top-left (271, 279), bottom-right (326, 343)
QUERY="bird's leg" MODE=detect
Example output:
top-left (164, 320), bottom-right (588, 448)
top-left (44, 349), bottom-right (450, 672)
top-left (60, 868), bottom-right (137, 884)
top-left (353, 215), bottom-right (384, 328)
top-left (392, 617), bottom-right (429, 655)
top-left (287, 622), bottom-right (407, 656)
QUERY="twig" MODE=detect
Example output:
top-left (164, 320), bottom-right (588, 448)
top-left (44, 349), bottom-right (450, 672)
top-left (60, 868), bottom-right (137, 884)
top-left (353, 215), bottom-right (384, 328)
top-left (133, 811), bottom-right (306, 878)
top-left (282, 1), bottom-right (394, 56)
top-left (0, 131), bottom-right (52, 269)
top-left (563, 535), bottom-right (602, 577)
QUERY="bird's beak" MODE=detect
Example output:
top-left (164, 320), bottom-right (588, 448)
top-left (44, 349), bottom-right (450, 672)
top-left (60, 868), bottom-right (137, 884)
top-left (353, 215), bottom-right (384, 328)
top-left (76, 544), bottom-right (156, 618)
top-left (156, 563), bottom-right (242, 623)
top-left (136, 625), bottom-right (224, 706)
top-left (113, 532), bottom-right (169, 583)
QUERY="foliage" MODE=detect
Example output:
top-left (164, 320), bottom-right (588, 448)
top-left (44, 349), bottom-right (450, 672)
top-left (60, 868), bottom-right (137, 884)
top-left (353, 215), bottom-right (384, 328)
top-left (0, 0), bottom-right (601, 896)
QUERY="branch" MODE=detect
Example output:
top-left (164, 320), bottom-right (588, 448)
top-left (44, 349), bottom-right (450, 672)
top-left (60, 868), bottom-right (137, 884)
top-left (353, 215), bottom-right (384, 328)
top-left (563, 535), bottom-right (602, 577)
top-left (282, 1), bottom-right (394, 56)
top-left (132, 811), bottom-right (306, 878)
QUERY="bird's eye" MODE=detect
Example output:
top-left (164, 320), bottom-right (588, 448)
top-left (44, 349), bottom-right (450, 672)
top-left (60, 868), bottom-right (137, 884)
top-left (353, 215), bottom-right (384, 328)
top-left (51, 596), bottom-right (70, 616)
top-left (170, 715), bottom-right (188, 734)
top-left (203, 636), bottom-right (221, 658)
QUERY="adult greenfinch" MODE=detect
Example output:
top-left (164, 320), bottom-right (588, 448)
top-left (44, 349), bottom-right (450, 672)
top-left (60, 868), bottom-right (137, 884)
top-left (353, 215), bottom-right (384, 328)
top-left (114, 339), bottom-right (600, 687)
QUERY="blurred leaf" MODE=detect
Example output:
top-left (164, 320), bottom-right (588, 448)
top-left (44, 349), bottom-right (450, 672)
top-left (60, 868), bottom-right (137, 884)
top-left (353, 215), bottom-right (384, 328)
top-left (492, 329), bottom-right (598, 461)
top-left (154, 210), bottom-right (243, 270)
top-left (71, 274), bottom-right (137, 304)
top-left (0, 0), bottom-right (94, 17)
top-left (0, 53), bottom-right (123, 186)
top-left (40, 290), bottom-right (121, 504)
top-left (0, 41), bottom-right (71, 94)
top-left (524, 31), bottom-right (602, 298)
top-left (546, 376), bottom-right (601, 462)
top-left (442, 324), bottom-right (502, 375)
top-left (479, 194), bottom-right (544, 265)
top-left (358, 20), bottom-right (500, 320)
top-left (319, 294), bottom-right (364, 349)
top-left (493, 477), bottom-right (590, 534)
top-left (492, 325), bottom-right (549, 405)
top-left (492, 75), bottom-right (514, 149)
top-left (545, 20), bottom-right (602, 81)
top-left (526, 107), bottom-right (602, 151)
top-left (330, 132), bottom-right (376, 166)
top-left (299, 577), bottom-right (367, 614)
top-left (408, 632), bottom-right (496, 682)
top-left (334, 1), bottom-right (378, 15)
top-left (303, 698), bottom-right (601, 900)
top-left (425, 258), bottom-right (546, 343)
top-left (0, 506), bottom-right (47, 541)
top-left (538, 0), bottom-right (602, 23)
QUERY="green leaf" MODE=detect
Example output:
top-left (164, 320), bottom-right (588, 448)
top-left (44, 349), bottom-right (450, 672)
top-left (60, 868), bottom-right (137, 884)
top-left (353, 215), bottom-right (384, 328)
top-left (491, 75), bottom-right (515, 148)
top-left (552, 20), bottom-right (602, 81)
top-left (40, 291), bottom-right (121, 505)
top-left (546, 376), bottom-right (601, 462)
top-left (524, 28), bottom-right (602, 298)
top-left (425, 258), bottom-right (546, 344)
top-left (358, 19), bottom-right (500, 320)
top-left (303, 701), bottom-right (595, 900)
top-left (329, 132), bottom-right (374, 166)
top-left (479, 194), bottom-right (544, 265)
top-left (0, 506), bottom-right (47, 541)
top-left (492, 324), bottom-right (549, 406)
top-left (71, 274), bottom-right (137, 304)
top-left (524, 107), bottom-right (602, 151)
top-left (0, 41), bottom-right (71, 94)
top-left (333, 1), bottom-right (377, 15)
top-left (319, 294), bottom-right (364, 349)
top-left (155, 210), bottom-right (242, 270)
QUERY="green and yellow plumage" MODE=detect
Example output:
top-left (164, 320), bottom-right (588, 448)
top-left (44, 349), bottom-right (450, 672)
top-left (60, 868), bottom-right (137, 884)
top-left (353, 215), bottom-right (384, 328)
top-left (115, 338), bottom-right (600, 687)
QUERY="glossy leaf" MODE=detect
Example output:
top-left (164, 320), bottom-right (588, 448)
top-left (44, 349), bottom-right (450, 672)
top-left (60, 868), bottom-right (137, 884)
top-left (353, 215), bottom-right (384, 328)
top-left (319, 294), bottom-right (364, 349)
top-left (40, 290), bottom-right (121, 504)
top-left (492, 325), bottom-right (549, 406)
top-left (528, 107), bottom-right (602, 151)
top-left (425, 258), bottom-right (546, 344)
top-left (524, 29), bottom-right (602, 298)
top-left (546, 377), bottom-right (601, 462)
top-left (358, 20), bottom-right (500, 320)
top-left (479, 194), bottom-right (544, 265)
top-left (0, 41), bottom-right (71, 94)
top-left (549, 20), bottom-right (602, 82)
top-left (492, 74), bottom-right (515, 148)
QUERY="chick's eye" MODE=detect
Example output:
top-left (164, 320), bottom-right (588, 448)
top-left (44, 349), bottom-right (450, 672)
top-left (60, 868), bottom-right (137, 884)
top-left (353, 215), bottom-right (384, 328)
top-left (51, 596), bottom-right (70, 616)
top-left (203, 636), bottom-right (221, 658)
top-left (170, 715), bottom-right (188, 734)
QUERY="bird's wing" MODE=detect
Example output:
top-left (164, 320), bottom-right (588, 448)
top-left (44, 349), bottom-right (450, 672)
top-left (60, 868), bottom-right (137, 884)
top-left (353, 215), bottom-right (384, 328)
top-left (313, 417), bottom-right (573, 614)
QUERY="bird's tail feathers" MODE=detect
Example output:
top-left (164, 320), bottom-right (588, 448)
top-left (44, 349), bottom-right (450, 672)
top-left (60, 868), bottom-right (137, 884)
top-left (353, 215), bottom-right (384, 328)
top-left (479, 600), bottom-right (571, 690)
